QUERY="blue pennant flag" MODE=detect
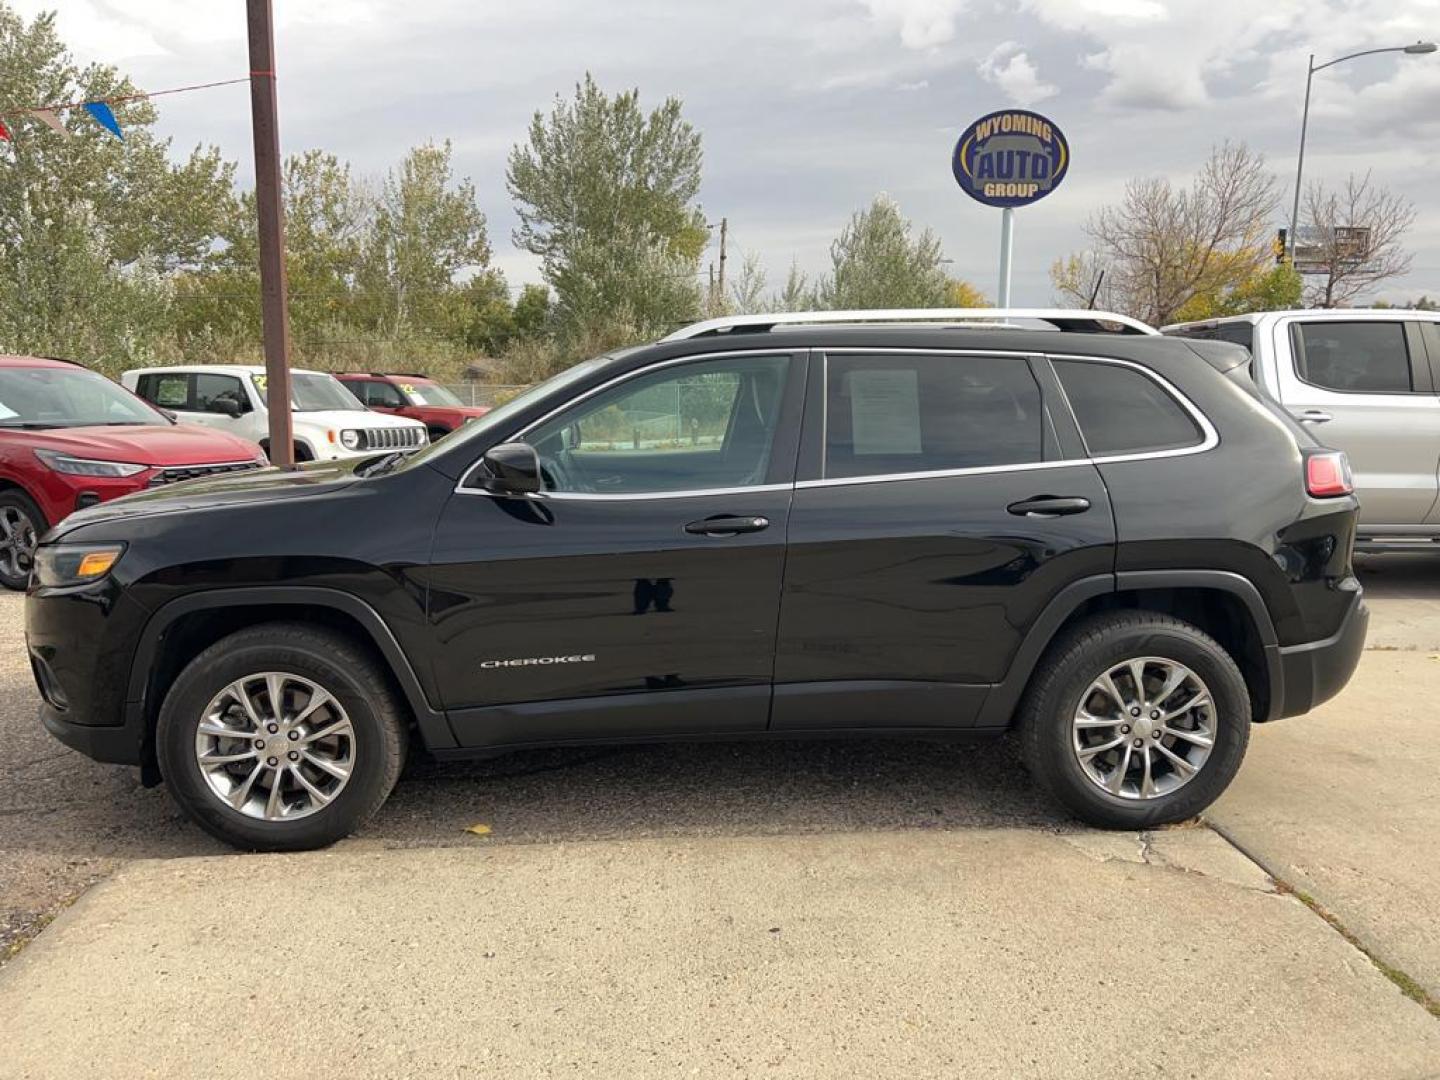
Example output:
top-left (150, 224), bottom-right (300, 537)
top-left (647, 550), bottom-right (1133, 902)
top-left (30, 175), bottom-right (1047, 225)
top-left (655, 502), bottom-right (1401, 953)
top-left (83, 102), bottom-right (123, 140)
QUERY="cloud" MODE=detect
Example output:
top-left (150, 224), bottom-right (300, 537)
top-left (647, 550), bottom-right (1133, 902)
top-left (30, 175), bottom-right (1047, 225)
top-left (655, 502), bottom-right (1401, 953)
top-left (977, 43), bottom-right (1057, 106)
top-left (858, 0), bottom-right (969, 49)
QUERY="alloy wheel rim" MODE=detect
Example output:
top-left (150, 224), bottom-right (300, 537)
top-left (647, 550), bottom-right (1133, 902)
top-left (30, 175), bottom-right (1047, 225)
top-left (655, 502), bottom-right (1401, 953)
top-left (1070, 656), bottom-right (1217, 800)
top-left (194, 672), bottom-right (356, 821)
top-left (0, 506), bottom-right (37, 581)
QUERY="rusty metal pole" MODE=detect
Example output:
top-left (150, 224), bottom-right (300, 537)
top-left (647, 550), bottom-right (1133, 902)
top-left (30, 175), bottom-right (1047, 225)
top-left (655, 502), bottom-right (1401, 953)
top-left (247, 0), bottom-right (294, 468)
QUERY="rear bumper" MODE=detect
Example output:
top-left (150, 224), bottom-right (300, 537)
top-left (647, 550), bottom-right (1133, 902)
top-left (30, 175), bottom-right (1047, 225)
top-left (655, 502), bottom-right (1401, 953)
top-left (1271, 589), bottom-right (1369, 720)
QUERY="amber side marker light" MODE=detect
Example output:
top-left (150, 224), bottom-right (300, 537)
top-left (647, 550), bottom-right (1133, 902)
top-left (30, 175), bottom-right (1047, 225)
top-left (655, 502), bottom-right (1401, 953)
top-left (76, 550), bottom-right (122, 578)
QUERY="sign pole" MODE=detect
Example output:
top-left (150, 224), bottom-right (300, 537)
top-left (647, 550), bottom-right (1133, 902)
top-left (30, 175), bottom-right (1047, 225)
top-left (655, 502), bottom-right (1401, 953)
top-left (997, 207), bottom-right (1014, 308)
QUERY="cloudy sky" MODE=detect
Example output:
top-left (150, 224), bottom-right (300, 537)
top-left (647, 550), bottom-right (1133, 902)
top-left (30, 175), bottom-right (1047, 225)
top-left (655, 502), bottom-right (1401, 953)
top-left (12, 0), bottom-right (1440, 306)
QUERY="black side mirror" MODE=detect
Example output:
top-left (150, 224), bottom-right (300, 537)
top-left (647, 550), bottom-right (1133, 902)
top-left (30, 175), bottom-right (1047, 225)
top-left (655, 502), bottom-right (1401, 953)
top-left (208, 398), bottom-right (242, 418)
top-left (478, 442), bottom-right (542, 495)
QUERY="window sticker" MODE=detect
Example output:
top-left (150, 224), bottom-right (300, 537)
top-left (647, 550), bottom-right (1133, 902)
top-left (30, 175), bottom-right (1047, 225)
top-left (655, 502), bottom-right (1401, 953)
top-left (849, 369), bottom-right (922, 454)
top-left (0, 401), bottom-right (16, 420)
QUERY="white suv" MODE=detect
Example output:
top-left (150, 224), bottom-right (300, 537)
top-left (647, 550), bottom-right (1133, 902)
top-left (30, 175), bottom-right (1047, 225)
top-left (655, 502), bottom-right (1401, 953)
top-left (122, 365), bottom-right (428, 463)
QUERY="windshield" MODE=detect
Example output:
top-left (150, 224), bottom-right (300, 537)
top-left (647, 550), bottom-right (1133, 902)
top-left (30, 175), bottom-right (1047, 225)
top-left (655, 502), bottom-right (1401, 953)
top-left (252, 372), bottom-right (366, 412)
top-left (401, 382), bottom-right (465, 407)
top-left (389, 355), bottom-right (610, 473)
top-left (0, 366), bottom-right (166, 429)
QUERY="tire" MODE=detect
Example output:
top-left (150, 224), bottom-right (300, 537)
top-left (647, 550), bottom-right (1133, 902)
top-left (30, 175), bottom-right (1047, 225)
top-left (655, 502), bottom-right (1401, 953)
top-left (427, 426), bottom-right (450, 444)
top-left (156, 623), bottom-right (407, 851)
top-left (0, 489), bottom-right (47, 591)
top-left (1017, 611), bottom-right (1251, 829)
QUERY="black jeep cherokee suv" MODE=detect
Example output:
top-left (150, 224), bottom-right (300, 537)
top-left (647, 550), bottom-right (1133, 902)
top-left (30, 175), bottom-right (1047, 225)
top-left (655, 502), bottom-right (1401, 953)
top-left (26, 311), bottom-right (1368, 850)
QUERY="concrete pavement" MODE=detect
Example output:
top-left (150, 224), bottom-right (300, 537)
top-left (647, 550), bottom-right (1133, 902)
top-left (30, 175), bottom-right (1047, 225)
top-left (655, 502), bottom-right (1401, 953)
top-left (2, 554), bottom-right (1439, 1075)
top-left (3, 829), bottom-right (1437, 1080)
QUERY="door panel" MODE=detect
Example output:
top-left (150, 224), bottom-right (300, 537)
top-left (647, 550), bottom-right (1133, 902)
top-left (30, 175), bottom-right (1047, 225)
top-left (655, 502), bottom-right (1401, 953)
top-left (1274, 319), bottom-right (1440, 527)
top-left (426, 349), bottom-right (806, 748)
top-left (772, 348), bottom-right (1115, 731)
top-left (772, 464), bottom-right (1115, 730)
top-left (428, 488), bottom-right (793, 719)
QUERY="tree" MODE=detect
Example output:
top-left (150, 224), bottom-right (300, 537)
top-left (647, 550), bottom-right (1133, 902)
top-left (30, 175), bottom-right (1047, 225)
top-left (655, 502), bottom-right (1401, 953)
top-left (1170, 264), bottom-right (1303, 322)
top-left (506, 74), bottom-right (706, 341)
top-left (946, 279), bottom-right (990, 307)
top-left (1299, 173), bottom-right (1414, 308)
top-left (362, 141), bottom-right (490, 338)
top-left (726, 251), bottom-right (768, 314)
top-left (1053, 142), bottom-right (1278, 326)
top-left (0, 6), bottom-right (234, 368)
top-left (814, 195), bottom-right (950, 310)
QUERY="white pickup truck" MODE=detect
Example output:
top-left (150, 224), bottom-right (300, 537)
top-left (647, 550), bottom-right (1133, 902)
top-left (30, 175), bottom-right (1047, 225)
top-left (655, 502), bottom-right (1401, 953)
top-left (1164, 308), bottom-right (1440, 549)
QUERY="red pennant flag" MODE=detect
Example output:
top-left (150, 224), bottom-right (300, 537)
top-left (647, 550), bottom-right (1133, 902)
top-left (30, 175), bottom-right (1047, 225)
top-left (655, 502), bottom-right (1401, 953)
top-left (0, 120), bottom-right (10, 141)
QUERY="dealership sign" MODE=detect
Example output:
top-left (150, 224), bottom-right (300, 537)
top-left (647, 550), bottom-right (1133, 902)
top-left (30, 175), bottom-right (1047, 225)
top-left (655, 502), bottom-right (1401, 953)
top-left (952, 109), bottom-right (1069, 208)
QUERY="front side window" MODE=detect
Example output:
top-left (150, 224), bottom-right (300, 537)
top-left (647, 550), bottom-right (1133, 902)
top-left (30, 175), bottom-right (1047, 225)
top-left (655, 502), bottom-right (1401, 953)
top-left (364, 381), bottom-right (407, 408)
top-left (194, 373), bottom-right (250, 414)
top-left (824, 353), bottom-right (1044, 479)
top-left (0, 366), bottom-right (166, 429)
top-left (1053, 359), bottom-right (1202, 457)
top-left (525, 354), bottom-right (791, 494)
top-left (1293, 321), bottom-right (1412, 393)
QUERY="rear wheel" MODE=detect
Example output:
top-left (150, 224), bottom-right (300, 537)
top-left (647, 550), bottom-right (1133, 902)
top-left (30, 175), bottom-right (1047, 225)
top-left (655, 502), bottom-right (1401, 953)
top-left (156, 623), bottom-right (407, 850)
top-left (1018, 611), bottom-right (1251, 829)
top-left (0, 490), bottom-right (46, 591)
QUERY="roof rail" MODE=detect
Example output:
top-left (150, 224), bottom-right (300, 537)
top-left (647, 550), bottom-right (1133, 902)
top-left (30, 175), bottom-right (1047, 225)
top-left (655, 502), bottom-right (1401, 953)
top-left (661, 308), bottom-right (1159, 342)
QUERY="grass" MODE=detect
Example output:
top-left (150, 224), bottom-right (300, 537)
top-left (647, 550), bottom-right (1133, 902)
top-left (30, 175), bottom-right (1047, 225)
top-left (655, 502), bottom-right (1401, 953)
top-left (1275, 881), bottom-right (1440, 1020)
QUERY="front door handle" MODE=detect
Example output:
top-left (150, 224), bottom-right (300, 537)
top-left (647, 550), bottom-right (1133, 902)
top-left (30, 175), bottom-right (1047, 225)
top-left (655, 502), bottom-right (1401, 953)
top-left (684, 515), bottom-right (770, 537)
top-left (1295, 409), bottom-right (1333, 424)
top-left (1007, 495), bottom-right (1091, 518)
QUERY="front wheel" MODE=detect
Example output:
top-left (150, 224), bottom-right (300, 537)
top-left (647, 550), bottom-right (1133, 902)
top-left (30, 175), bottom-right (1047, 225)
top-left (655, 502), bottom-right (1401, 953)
top-left (1017, 611), bottom-right (1251, 829)
top-left (156, 623), bottom-right (407, 850)
top-left (0, 490), bottom-right (47, 591)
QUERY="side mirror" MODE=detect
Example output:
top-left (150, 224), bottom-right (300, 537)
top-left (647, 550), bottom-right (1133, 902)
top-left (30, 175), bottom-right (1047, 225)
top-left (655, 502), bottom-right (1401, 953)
top-left (208, 398), bottom-right (242, 418)
top-left (478, 442), bottom-right (542, 495)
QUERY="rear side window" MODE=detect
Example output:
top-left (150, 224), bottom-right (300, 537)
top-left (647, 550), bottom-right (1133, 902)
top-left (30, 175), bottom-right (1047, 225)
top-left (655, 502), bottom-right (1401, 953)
top-left (137, 373), bottom-right (191, 409)
top-left (194, 373), bottom-right (250, 414)
top-left (824, 354), bottom-right (1044, 479)
top-left (1293, 321), bottom-right (1411, 393)
top-left (1053, 359), bottom-right (1202, 457)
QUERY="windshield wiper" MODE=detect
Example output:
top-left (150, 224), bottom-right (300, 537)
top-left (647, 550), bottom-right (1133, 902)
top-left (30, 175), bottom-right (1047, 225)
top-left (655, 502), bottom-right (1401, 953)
top-left (357, 451), bottom-right (405, 478)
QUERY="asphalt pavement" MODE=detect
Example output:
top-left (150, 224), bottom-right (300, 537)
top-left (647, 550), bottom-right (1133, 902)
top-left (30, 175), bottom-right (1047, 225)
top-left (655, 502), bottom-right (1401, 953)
top-left (0, 554), bottom-right (1437, 1077)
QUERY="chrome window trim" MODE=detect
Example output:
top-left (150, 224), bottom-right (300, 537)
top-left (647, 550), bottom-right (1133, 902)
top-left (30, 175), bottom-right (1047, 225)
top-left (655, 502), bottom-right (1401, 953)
top-left (453, 346), bottom-right (1219, 501)
top-left (454, 348), bottom-right (801, 498)
top-left (1045, 352), bottom-right (1219, 463)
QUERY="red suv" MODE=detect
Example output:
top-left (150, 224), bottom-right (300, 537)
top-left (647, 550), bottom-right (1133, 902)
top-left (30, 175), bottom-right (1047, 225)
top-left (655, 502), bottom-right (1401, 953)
top-left (0, 356), bottom-right (266, 590)
top-left (335, 373), bottom-right (489, 441)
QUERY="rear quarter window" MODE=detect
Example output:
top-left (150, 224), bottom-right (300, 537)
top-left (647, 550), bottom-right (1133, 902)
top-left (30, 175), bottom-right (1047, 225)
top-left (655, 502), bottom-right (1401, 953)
top-left (1053, 359), bottom-right (1203, 457)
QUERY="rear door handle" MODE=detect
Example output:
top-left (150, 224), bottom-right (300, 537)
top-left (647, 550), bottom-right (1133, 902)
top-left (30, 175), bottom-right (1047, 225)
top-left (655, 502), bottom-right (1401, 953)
top-left (684, 515), bottom-right (770, 536)
top-left (1007, 496), bottom-right (1091, 518)
top-left (1295, 409), bottom-right (1332, 424)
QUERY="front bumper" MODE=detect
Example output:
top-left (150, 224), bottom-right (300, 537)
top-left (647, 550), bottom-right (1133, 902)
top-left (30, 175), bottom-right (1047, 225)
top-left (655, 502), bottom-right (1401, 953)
top-left (40, 700), bottom-right (146, 766)
top-left (1272, 589), bottom-right (1369, 720)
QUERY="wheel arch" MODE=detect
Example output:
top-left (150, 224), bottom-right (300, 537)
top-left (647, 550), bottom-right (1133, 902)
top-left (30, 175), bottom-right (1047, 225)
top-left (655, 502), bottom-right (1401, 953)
top-left (979, 571), bottom-right (1281, 728)
top-left (128, 587), bottom-right (453, 782)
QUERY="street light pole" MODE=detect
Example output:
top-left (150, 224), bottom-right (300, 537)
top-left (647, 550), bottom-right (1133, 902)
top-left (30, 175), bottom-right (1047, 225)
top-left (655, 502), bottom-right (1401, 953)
top-left (1286, 41), bottom-right (1436, 263)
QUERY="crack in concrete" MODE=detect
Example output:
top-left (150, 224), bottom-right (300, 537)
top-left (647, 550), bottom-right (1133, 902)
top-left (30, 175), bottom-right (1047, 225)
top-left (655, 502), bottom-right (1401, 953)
top-left (1204, 818), bottom-right (1440, 1023)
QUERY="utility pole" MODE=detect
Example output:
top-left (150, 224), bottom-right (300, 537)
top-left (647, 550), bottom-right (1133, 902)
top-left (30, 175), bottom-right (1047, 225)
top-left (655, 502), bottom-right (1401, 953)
top-left (246, 0), bottom-right (294, 468)
top-left (717, 217), bottom-right (728, 305)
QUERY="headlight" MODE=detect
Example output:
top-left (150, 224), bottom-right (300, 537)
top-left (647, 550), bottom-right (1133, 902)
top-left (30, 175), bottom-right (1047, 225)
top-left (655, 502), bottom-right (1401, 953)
top-left (34, 450), bottom-right (145, 478)
top-left (340, 430), bottom-right (362, 450)
top-left (32, 543), bottom-right (125, 588)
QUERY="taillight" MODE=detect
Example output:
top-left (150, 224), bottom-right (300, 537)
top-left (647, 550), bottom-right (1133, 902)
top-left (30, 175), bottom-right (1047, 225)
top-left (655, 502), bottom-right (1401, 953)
top-left (1305, 450), bottom-right (1353, 498)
